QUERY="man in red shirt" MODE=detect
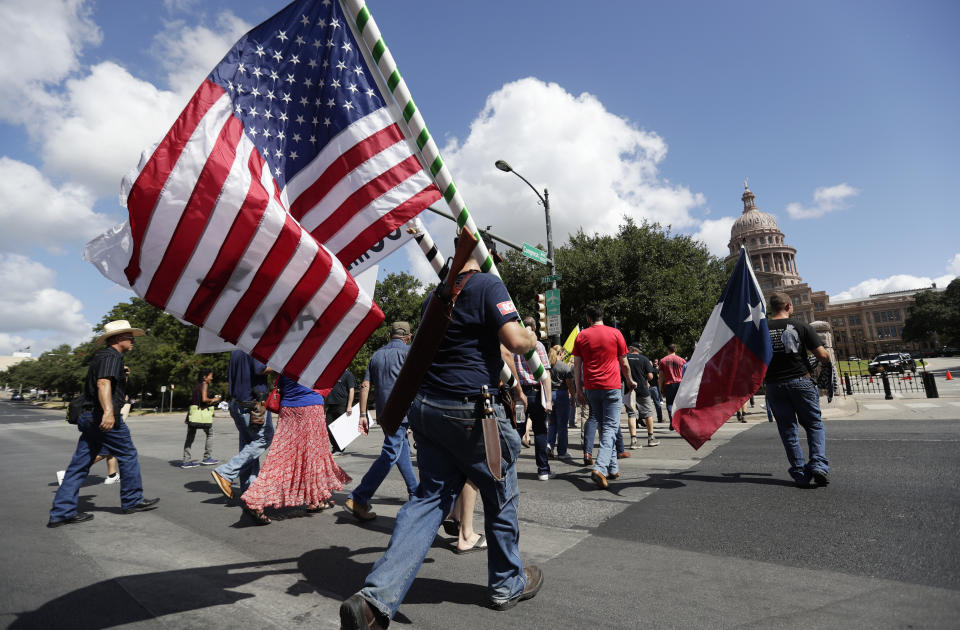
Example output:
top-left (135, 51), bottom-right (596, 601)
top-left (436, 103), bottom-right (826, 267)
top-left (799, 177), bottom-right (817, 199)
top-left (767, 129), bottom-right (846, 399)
top-left (658, 344), bottom-right (686, 430)
top-left (573, 305), bottom-right (636, 489)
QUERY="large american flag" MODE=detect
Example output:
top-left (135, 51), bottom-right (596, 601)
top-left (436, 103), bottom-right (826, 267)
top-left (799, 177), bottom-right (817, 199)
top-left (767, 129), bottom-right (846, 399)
top-left (119, 0), bottom-right (440, 389)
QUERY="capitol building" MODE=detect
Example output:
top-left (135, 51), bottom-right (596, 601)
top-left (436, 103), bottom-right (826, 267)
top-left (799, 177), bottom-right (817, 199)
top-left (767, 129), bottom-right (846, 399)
top-left (726, 184), bottom-right (942, 359)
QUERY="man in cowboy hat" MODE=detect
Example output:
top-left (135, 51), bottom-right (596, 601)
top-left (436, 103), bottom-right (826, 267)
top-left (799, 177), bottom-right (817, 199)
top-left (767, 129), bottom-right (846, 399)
top-left (48, 320), bottom-right (159, 527)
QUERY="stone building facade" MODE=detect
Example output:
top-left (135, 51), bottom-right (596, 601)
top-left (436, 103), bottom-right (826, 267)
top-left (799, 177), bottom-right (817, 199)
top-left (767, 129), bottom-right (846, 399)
top-left (725, 184), bottom-right (941, 360)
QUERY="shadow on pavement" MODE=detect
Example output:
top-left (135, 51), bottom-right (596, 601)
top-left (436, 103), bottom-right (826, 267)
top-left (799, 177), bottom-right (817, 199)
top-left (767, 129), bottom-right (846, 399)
top-left (8, 557), bottom-right (302, 630)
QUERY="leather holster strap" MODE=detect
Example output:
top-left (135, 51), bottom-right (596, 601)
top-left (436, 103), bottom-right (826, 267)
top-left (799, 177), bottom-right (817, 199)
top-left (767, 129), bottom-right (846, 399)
top-left (481, 413), bottom-right (502, 481)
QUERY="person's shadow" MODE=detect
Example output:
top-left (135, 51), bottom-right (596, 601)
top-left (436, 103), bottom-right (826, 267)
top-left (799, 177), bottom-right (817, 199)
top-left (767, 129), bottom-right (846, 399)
top-left (9, 557), bottom-right (302, 629)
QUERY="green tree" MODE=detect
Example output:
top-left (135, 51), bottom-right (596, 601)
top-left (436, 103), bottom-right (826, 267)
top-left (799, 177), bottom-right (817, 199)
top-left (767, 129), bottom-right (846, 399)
top-left (348, 272), bottom-right (430, 379)
top-left (903, 277), bottom-right (960, 347)
top-left (498, 218), bottom-right (727, 357)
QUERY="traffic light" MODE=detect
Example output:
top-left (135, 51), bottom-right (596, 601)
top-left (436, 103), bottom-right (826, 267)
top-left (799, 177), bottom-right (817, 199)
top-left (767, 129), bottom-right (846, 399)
top-left (536, 293), bottom-right (548, 339)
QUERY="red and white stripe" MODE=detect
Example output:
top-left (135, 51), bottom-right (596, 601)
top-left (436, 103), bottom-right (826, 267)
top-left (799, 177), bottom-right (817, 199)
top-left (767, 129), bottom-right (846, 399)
top-left (122, 80), bottom-right (385, 390)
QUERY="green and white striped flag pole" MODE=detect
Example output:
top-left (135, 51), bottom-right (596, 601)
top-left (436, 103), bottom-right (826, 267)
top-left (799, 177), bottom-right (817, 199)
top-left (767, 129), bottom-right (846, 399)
top-left (340, 0), bottom-right (550, 392)
top-left (342, 0), bottom-right (550, 389)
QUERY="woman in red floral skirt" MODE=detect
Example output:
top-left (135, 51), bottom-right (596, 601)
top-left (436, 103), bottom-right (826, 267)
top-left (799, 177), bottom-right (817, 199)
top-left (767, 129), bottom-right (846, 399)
top-left (240, 375), bottom-right (351, 525)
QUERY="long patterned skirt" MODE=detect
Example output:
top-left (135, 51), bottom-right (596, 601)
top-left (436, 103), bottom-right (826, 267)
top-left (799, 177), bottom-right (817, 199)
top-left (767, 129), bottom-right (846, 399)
top-left (240, 404), bottom-right (351, 510)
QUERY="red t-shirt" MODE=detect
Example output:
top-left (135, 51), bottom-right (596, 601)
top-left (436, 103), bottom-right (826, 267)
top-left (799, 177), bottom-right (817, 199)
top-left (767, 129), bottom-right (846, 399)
top-left (573, 324), bottom-right (627, 390)
top-left (659, 354), bottom-right (686, 385)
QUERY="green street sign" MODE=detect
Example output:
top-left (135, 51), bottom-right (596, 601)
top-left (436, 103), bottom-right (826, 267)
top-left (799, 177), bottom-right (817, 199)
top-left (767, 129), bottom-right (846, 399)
top-left (521, 242), bottom-right (548, 265)
top-left (545, 288), bottom-right (561, 316)
top-left (541, 273), bottom-right (562, 284)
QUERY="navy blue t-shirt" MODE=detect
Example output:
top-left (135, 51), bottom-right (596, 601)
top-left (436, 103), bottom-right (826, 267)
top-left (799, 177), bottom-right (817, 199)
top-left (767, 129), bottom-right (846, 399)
top-left (419, 272), bottom-right (519, 397)
top-left (228, 350), bottom-right (268, 401)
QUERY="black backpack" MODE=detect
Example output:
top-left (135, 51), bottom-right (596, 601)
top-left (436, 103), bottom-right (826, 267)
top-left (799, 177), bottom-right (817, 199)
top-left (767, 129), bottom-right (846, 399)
top-left (66, 395), bottom-right (87, 424)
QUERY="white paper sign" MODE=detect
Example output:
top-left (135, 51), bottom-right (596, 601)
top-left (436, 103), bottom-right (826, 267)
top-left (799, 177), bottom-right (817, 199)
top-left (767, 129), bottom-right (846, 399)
top-left (328, 403), bottom-right (363, 451)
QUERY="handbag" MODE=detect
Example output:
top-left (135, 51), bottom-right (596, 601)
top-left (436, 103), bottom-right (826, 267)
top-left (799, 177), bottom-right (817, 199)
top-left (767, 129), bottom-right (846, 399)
top-left (187, 404), bottom-right (214, 426)
top-left (265, 385), bottom-right (281, 413)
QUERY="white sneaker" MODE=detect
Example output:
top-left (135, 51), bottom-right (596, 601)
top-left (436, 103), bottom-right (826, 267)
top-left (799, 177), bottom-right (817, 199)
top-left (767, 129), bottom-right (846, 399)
top-left (647, 437), bottom-right (661, 447)
top-left (56, 470), bottom-right (65, 486)
top-left (104, 474), bottom-right (120, 485)
top-left (537, 472), bottom-right (556, 481)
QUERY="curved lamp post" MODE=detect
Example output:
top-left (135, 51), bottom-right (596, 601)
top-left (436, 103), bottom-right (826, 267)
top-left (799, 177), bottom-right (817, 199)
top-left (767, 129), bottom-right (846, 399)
top-left (495, 159), bottom-right (558, 344)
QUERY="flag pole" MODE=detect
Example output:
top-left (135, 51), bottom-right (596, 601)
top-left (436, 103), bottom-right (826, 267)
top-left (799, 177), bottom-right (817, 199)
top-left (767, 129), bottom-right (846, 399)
top-left (343, 0), bottom-right (550, 391)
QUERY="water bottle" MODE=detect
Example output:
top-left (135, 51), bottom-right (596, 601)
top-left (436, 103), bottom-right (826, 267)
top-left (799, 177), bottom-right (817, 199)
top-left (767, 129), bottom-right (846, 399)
top-left (514, 402), bottom-right (525, 425)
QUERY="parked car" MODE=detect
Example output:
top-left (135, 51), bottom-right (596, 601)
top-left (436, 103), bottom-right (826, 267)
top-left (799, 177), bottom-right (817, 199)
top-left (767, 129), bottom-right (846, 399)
top-left (939, 346), bottom-right (959, 357)
top-left (868, 353), bottom-right (916, 375)
top-left (10, 392), bottom-right (24, 401)
top-left (848, 356), bottom-right (861, 362)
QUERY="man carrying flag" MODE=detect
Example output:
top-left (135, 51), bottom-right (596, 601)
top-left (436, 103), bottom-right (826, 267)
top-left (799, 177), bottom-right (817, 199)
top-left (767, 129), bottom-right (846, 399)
top-left (672, 248), bottom-right (772, 449)
top-left (764, 292), bottom-right (831, 488)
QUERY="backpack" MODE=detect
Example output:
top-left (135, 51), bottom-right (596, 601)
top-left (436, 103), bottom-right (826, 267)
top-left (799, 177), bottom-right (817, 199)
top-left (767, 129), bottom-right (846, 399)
top-left (66, 395), bottom-right (87, 424)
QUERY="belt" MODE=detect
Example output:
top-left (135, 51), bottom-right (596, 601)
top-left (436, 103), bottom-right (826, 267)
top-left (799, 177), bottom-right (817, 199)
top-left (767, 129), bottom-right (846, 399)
top-left (521, 384), bottom-right (540, 392)
top-left (458, 393), bottom-right (486, 404)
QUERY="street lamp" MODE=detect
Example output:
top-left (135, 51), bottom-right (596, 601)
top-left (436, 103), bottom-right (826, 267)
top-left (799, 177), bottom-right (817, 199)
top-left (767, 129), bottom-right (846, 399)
top-left (495, 159), bottom-right (559, 344)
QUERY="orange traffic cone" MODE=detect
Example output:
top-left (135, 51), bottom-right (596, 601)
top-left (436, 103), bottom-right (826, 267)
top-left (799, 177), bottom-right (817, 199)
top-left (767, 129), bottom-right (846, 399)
top-left (947, 371), bottom-right (954, 381)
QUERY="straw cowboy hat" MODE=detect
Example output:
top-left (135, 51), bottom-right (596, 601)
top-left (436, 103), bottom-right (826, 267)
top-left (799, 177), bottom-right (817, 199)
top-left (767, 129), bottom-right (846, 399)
top-left (95, 320), bottom-right (146, 345)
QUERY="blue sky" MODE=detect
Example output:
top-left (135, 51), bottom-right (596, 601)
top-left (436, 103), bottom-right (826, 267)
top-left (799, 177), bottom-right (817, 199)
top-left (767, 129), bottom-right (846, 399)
top-left (1, 0), bottom-right (957, 354)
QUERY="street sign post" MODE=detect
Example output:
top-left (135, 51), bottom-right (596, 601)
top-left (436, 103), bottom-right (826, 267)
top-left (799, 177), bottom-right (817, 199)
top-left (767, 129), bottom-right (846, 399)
top-left (521, 242), bottom-right (548, 265)
top-left (544, 288), bottom-right (561, 315)
top-left (547, 314), bottom-right (562, 337)
top-left (540, 273), bottom-right (562, 284)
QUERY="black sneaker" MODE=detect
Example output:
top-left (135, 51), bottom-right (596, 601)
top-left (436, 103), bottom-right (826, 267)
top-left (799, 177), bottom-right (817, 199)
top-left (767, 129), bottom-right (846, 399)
top-left (811, 469), bottom-right (830, 487)
top-left (123, 498), bottom-right (160, 513)
top-left (47, 512), bottom-right (94, 528)
top-left (490, 565), bottom-right (543, 610)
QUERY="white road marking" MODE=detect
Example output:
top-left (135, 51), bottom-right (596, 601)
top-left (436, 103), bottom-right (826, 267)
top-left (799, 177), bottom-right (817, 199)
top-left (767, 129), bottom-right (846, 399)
top-left (903, 403), bottom-right (939, 409)
top-left (863, 404), bottom-right (895, 410)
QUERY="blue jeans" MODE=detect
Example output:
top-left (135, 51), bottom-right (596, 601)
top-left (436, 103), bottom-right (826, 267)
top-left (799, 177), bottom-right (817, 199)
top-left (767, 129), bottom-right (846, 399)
top-left (525, 387), bottom-right (550, 475)
top-left (765, 378), bottom-right (829, 482)
top-left (583, 397), bottom-right (624, 456)
top-left (548, 389), bottom-right (571, 456)
top-left (587, 389), bottom-right (622, 476)
top-left (215, 401), bottom-right (274, 494)
top-left (649, 385), bottom-right (664, 423)
top-left (50, 410), bottom-right (145, 520)
top-left (350, 417), bottom-right (419, 505)
top-left (359, 393), bottom-right (525, 618)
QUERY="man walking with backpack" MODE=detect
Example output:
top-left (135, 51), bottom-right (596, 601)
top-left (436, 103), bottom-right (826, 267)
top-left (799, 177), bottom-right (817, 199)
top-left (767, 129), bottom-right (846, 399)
top-left (48, 320), bottom-right (159, 527)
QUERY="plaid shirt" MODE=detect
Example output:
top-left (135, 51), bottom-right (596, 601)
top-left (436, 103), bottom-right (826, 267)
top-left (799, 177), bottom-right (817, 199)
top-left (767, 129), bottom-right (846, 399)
top-left (515, 341), bottom-right (550, 386)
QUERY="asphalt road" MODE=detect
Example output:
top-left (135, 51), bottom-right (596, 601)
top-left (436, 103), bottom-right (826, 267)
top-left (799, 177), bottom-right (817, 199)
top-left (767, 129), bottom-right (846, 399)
top-left (1, 385), bottom-right (958, 629)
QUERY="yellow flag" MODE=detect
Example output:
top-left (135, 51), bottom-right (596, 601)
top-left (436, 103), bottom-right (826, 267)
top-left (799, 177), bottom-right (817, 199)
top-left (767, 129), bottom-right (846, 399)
top-left (561, 325), bottom-right (580, 361)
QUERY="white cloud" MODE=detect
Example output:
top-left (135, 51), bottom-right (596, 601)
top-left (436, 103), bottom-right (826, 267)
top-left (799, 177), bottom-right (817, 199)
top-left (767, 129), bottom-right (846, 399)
top-left (693, 217), bottom-right (737, 257)
top-left (832, 273), bottom-right (955, 301)
top-left (946, 253), bottom-right (960, 276)
top-left (0, 254), bottom-right (92, 354)
top-left (152, 13), bottom-right (251, 95)
top-left (0, 158), bottom-right (114, 252)
top-left (439, 78), bottom-right (705, 249)
top-left (786, 183), bottom-right (859, 220)
top-left (40, 62), bottom-right (189, 197)
top-left (0, 0), bottom-right (101, 127)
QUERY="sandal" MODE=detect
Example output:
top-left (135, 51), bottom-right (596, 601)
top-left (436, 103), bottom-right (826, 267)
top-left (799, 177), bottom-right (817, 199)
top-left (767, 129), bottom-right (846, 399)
top-left (455, 533), bottom-right (487, 555)
top-left (306, 500), bottom-right (334, 512)
top-left (243, 505), bottom-right (271, 525)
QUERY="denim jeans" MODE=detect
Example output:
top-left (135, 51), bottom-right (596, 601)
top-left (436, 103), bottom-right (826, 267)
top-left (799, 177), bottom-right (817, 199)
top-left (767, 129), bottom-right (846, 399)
top-left (649, 385), bottom-right (664, 423)
top-left (50, 410), bottom-right (145, 520)
top-left (350, 417), bottom-right (419, 505)
top-left (583, 400), bottom-right (624, 456)
top-left (215, 401), bottom-right (274, 494)
top-left (525, 387), bottom-right (550, 475)
top-left (359, 393), bottom-right (525, 618)
top-left (586, 389), bottom-right (622, 476)
top-left (765, 377), bottom-right (829, 482)
top-left (547, 389), bottom-right (571, 456)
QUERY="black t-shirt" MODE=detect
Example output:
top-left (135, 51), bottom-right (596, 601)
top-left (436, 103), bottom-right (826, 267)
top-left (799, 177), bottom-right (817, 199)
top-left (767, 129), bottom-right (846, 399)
top-left (627, 353), bottom-right (653, 397)
top-left (420, 272), bottom-right (519, 397)
top-left (765, 318), bottom-right (824, 384)
top-left (325, 370), bottom-right (356, 407)
top-left (84, 346), bottom-right (127, 417)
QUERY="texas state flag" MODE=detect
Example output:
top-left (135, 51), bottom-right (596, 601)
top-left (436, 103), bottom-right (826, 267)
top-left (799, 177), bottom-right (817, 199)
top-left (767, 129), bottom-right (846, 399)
top-left (674, 248), bottom-right (773, 449)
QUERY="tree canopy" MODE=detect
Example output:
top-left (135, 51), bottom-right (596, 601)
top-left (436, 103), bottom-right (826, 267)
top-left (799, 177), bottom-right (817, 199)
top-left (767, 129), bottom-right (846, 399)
top-left (498, 218), bottom-right (727, 357)
top-left (903, 278), bottom-right (960, 347)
